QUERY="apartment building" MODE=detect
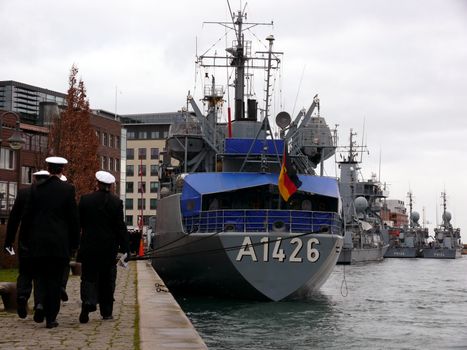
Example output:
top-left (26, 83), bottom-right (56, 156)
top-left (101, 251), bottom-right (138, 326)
top-left (121, 112), bottom-right (181, 229)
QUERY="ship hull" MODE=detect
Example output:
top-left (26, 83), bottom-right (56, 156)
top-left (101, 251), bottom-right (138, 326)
top-left (384, 246), bottom-right (419, 258)
top-left (152, 231), bottom-right (343, 301)
top-left (337, 245), bottom-right (388, 264)
top-left (422, 248), bottom-right (462, 259)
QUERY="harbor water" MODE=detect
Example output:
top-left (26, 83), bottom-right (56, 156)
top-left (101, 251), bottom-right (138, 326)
top-left (177, 258), bottom-right (467, 349)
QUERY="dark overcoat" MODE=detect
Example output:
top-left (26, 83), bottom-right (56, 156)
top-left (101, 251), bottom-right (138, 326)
top-left (78, 190), bottom-right (129, 263)
top-left (25, 176), bottom-right (80, 258)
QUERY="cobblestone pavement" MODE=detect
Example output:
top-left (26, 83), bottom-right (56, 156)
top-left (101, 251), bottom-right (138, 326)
top-left (0, 262), bottom-right (136, 350)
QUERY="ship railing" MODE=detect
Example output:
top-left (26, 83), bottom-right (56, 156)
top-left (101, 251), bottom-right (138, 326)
top-left (183, 209), bottom-right (342, 235)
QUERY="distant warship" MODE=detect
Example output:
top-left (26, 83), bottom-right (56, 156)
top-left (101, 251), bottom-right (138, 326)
top-left (384, 192), bottom-right (428, 258)
top-left (337, 130), bottom-right (388, 264)
top-left (423, 192), bottom-right (462, 259)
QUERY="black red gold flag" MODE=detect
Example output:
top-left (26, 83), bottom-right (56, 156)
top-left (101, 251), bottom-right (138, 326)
top-left (278, 147), bottom-right (302, 201)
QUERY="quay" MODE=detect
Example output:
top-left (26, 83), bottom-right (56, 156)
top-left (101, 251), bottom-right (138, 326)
top-left (0, 261), bottom-right (207, 350)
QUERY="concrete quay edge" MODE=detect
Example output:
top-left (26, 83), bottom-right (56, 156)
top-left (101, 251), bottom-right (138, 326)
top-left (137, 260), bottom-right (208, 350)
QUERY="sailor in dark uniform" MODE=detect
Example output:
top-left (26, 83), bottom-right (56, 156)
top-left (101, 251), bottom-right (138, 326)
top-left (3, 170), bottom-right (50, 319)
top-left (26, 156), bottom-right (80, 328)
top-left (77, 171), bottom-right (130, 323)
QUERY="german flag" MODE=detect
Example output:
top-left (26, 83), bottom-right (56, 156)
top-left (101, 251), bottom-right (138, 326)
top-left (278, 147), bottom-right (302, 201)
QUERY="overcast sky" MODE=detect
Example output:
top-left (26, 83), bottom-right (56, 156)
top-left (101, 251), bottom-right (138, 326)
top-left (1, 0), bottom-right (466, 241)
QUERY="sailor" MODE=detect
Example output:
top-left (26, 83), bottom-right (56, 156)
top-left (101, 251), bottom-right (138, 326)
top-left (3, 170), bottom-right (50, 319)
top-left (77, 170), bottom-right (130, 323)
top-left (26, 156), bottom-right (80, 328)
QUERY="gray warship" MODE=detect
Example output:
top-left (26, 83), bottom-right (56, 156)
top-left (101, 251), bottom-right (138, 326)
top-left (384, 191), bottom-right (428, 258)
top-left (423, 192), bottom-right (462, 259)
top-left (150, 7), bottom-right (343, 301)
top-left (336, 130), bottom-right (388, 264)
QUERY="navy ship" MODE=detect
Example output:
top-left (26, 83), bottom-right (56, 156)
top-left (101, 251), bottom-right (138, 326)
top-left (384, 192), bottom-right (428, 258)
top-left (151, 7), bottom-right (343, 301)
top-left (334, 130), bottom-right (388, 264)
top-left (423, 192), bottom-right (462, 259)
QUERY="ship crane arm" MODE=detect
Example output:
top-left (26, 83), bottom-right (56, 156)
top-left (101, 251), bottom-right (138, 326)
top-left (284, 94), bottom-right (319, 141)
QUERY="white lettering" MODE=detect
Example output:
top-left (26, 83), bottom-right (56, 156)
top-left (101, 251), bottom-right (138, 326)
top-left (289, 238), bottom-right (303, 262)
top-left (307, 238), bottom-right (320, 262)
top-left (236, 236), bottom-right (258, 262)
top-left (260, 237), bottom-right (269, 262)
top-left (272, 238), bottom-right (286, 262)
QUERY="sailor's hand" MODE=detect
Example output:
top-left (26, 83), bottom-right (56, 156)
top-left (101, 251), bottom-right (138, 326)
top-left (4, 245), bottom-right (15, 256)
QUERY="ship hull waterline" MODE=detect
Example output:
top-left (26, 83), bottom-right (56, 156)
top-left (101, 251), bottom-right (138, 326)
top-left (152, 231), bottom-right (343, 301)
top-left (337, 244), bottom-right (389, 264)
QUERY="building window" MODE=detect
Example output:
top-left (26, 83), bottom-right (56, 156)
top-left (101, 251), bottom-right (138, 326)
top-left (138, 164), bottom-right (146, 176)
top-left (125, 215), bottom-right (133, 226)
top-left (116, 136), bottom-right (120, 148)
top-left (150, 148), bottom-right (159, 159)
top-left (109, 134), bottom-right (114, 148)
top-left (126, 182), bottom-right (134, 193)
top-left (150, 164), bottom-right (159, 176)
top-left (150, 182), bottom-right (159, 193)
top-left (21, 166), bottom-right (34, 185)
top-left (109, 158), bottom-right (114, 171)
top-left (137, 198), bottom-right (146, 210)
top-left (162, 130), bottom-right (169, 138)
top-left (138, 181), bottom-right (146, 193)
top-left (115, 159), bottom-right (120, 172)
top-left (0, 148), bottom-right (15, 170)
top-left (103, 133), bottom-right (108, 146)
top-left (138, 148), bottom-right (146, 160)
top-left (125, 198), bottom-right (133, 209)
top-left (127, 148), bottom-right (134, 160)
top-left (0, 181), bottom-right (16, 212)
top-left (126, 165), bottom-right (134, 177)
top-left (150, 198), bottom-right (157, 210)
top-left (102, 156), bottom-right (107, 170)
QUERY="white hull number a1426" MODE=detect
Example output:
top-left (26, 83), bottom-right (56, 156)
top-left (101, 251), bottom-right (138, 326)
top-left (235, 236), bottom-right (320, 263)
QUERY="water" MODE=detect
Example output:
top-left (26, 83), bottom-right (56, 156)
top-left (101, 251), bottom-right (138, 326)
top-left (177, 258), bottom-right (467, 349)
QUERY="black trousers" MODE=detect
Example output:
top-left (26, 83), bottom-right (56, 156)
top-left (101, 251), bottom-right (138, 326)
top-left (80, 260), bottom-right (117, 317)
top-left (33, 257), bottom-right (68, 323)
top-left (17, 256), bottom-right (34, 302)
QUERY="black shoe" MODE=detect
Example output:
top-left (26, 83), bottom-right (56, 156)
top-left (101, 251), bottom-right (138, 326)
top-left (102, 315), bottom-right (113, 320)
top-left (46, 320), bottom-right (59, 328)
top-left (17, 297), bottom-right (27, 319)
top-left (79, 304), bottom-right (90, 324)
top-left (60, 289), bottom-right (68, 302)
top-left (33, 304), bottom-right (45, 323)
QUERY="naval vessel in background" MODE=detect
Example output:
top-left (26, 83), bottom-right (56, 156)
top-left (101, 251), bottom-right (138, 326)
top-left (423, 192), bottom-right (462, 259)
top-left (384, 192), bottom-right (428, 258)
top-left (337, 130), bottom-right (388, 264)
top-left (151, 6), bottom-right (343, 301)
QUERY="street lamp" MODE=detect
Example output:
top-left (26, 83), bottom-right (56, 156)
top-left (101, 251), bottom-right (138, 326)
top-left (0, 112), bottom-right (25, 150)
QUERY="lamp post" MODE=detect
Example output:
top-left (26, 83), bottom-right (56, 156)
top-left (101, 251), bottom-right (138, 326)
top-left (0, 112), bottom-right (25, 150)
top-left (0, 111), bottom-right (25, 214)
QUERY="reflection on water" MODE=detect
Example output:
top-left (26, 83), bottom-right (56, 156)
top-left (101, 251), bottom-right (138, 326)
top-left (178, 258), bottom-right (467, 350)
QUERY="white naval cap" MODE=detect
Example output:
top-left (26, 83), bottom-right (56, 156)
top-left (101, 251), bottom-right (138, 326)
top-left (45, 156), bottom-right (68, 165)
top-left (60, 175), bottom-right (67, 181)
top-left (33, 170), bottom-right (50, 176)
top-left (95, 171), bottom-right (115, 184)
